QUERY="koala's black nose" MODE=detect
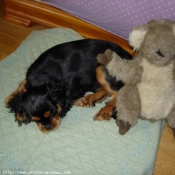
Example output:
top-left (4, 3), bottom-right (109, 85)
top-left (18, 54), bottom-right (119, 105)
top-left (44, 123), bottom-right (53, 130)
top-left (156, 50), bottom-right (164, 57)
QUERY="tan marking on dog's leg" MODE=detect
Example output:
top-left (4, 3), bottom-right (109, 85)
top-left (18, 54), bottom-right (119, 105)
top-left (94, 65), bottom-right (117, 121)
top-left (5, 79), bottom-right (27, 107)
top-left (94, 94), bottom-right (117, 121)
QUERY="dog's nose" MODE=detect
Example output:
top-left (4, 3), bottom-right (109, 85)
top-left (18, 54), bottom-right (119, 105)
top-left (44, 123), bottom-right (53, 130)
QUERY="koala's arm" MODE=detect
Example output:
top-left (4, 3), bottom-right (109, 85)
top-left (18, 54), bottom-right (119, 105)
top-left (106, 52), bottom-right (143, 85)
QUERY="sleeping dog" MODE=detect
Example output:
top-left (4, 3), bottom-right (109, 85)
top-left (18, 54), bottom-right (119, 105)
top-left (5, 39), bottom-right (132, 133)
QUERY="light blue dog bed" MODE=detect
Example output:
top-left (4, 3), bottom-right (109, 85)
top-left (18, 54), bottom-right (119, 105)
top-left (0, 28), bottom-right (164, 175)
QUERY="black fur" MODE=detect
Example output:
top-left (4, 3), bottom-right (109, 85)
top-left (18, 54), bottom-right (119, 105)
top-left (7, 39), bottom-right (132, 131)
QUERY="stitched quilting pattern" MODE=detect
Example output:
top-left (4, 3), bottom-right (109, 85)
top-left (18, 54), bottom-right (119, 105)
top-left (0, 28), bottom-right (164, 175)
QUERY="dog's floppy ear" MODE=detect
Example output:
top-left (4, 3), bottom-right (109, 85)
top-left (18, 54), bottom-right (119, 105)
top-left (6, 92), bottom-right (29, 126)
top-left (5, 79), bottom-right (29, 125)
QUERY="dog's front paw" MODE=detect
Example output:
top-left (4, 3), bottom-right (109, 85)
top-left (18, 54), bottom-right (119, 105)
top-left (74, 96), bottom-right (95, 107)
top-left (93, 106), bottom-right (113, 121)
top-left (116, 119), bottom-right (131, 135)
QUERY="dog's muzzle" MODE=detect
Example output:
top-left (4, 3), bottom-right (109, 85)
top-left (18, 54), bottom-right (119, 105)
top-left (37, 115), bottom-right (61, 133)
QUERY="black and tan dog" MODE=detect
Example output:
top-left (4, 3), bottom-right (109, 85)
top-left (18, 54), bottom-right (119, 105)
top-left (5, 39), bottom-right (132, 133)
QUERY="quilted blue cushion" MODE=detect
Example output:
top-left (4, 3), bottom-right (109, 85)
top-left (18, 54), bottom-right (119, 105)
top-left (0, 28), bottom-right (164, 175)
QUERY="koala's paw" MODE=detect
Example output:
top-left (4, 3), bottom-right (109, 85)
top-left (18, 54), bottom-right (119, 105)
top-left (116, 119), bottom-right (131, 135)
top-left (97, 49), bottom-right (113, 65)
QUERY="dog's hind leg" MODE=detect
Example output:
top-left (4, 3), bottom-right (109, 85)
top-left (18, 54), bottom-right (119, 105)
top-left (5, 79), bottom-right (27, 107)
top-left (93, 65), bottom-right (117, 121)
top-left (74, 65), bottom-right (117, 121)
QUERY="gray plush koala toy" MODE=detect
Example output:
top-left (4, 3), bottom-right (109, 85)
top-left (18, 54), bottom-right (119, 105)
top-left (97, 19), bottom-right (175, 136)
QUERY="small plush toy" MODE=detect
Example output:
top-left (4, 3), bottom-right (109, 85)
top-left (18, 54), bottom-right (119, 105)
top-left (97, 19), bottom-right (175, 136)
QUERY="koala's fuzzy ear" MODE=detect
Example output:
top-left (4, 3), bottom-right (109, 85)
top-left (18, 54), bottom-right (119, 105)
top-left (129, 26), bottom-right (148, 51)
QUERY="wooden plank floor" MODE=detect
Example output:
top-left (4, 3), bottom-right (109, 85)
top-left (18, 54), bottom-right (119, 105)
top-left (0, 0), bottom-right (47, 60)
top-left (0, 0), bottom-right (175, 174)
